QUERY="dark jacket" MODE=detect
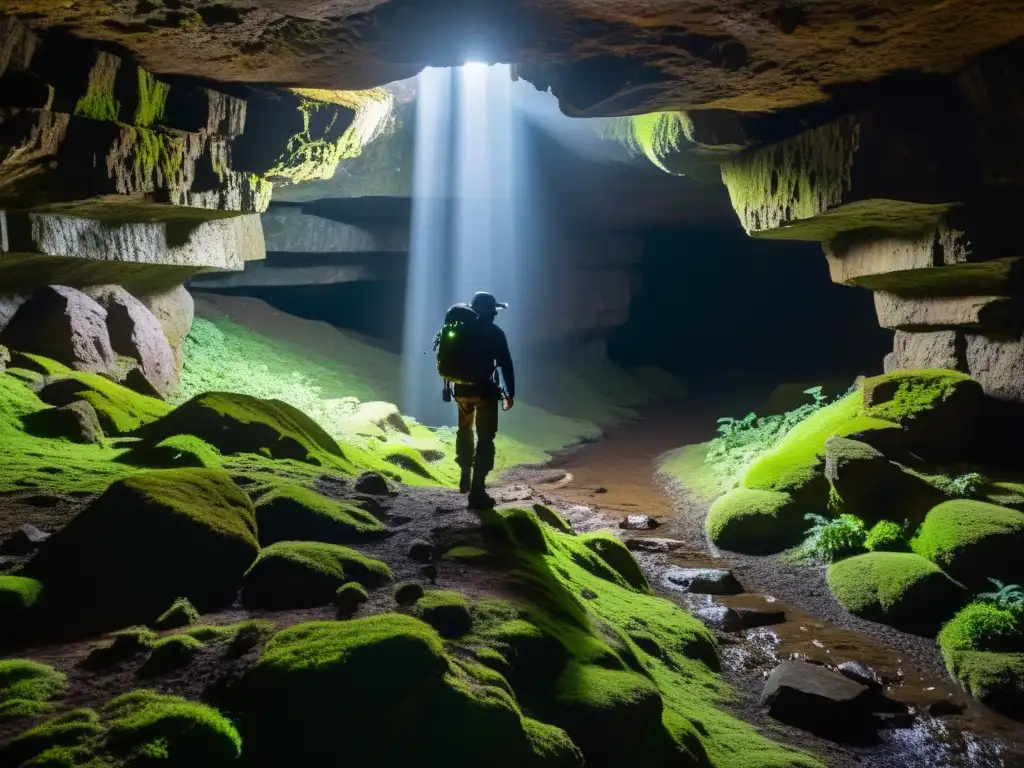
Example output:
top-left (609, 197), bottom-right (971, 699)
top-left (453, 321), bottom-right (515, 399)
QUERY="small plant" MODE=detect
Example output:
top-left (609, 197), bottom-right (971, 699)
top-left (933, 471), bottom-right (987, 498)
top-left (798, 513), bottom-right (867, 563)
top-left (704, 387), bottom-right (835, 491)
top-left (865, 520), bottom-right (909, 552)
top-left (976, 578), bottom-right (1024, 611)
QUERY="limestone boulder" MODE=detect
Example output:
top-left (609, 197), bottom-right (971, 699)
top-left (84, 286), bottom-right (177, 398)
top-left (0, 285), bottom-right (115, 374)
top-left (884, 330), bottom-right (966, 374)
top-left (138, 285), bottom-right (194, 373)
top-left (874, 292), bottom-right (1022, 334)
top-left (964, 334), bottom-right (1024, 405)
top-left (22, 400), bottom-right (104, 444)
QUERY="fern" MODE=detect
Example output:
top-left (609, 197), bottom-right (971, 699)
top-left (796, 513), bottom-right (867, 563)
top-left (977, 578), bottom-right (1024, 610)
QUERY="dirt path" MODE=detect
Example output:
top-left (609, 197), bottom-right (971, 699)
top-left (527, 401), bottom-right (1024, 768)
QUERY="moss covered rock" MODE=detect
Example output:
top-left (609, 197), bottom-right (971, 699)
top-left (705, 488), bottom-right (805, 554)
top-left (911, 500), bottom-right (1024, 589)
top-left (335, 581), bottom-right (368, 615)
top-left (414, 590), bottom-right (473, 638)
top-left (533, 504), bottom-right (573, 534)
top-left (864, 520), bottom-right (907, 552)
top-left (234, 615), bottom-right (582, 767)
top-left (253, 481), bottom-right (386, 546)
top-left (938, 602), bottom-right (1024, 656)
top-left (241, 541), bottom-right (391, 610)
top-left (0, 660), bottom-right (67, 719)
top-left (827, 552), bottom-right (967, 633)
top-left (26, 468), bottom-right (258, 631)
top-left (117, 434), bottom-right (221, 469)
top-left (1, 689), bottom-right (241, 767)
top-left (0, 575), bottom-right (44, 634)
top-left (580, 532), bottom-right (650, 592)
top-left (743, 370), bottom-right (980, 516)
top-left (944, 651), bottom-right (1024, 714)
top-left (136, 391), bottom-right (344, 464)
top-left (153, 597), bottom-right (199, 630)
top-left (37, 370), bottom-right (171, 435)
top-left (21, 400), bottom-right (105, 444)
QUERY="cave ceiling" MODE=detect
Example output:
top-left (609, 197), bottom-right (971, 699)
top-left (11, 0), bottom-right (1024, 118)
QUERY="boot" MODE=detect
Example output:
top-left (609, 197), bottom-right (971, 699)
top-left (467, 474), bottom-right (495, 510)
top-left (459, 468), bottom-right (472, 494)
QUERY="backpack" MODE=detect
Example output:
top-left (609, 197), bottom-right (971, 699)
top-left (433, 303), bottom-right (494, 385)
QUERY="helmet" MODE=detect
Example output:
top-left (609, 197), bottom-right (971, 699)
top-left (470, 291), bottom-right (508, 316)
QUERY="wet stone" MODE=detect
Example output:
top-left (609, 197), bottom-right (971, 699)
top-left (692, 604), bottom-right (744, 632)
top-left (619, 514), bottom-right (659, 530)
top-left (0, 524), bottom-right (50, 555)
top-left (420, 564), bottom-right (437, 582)
top-left (760, 660), bottom-right (875, 743)
top-left (624, 537), bottom-right (688, 553)
top-left (408, 539), bottom-right (433, 563)
top-left (354, 471), bottom-right (393, 496)
top-left (394, 582), bottom-right (425, 606)
top-left (662, 566), bottom-right (743, 595)
top-left (836, 660), bottom-right (883, 692)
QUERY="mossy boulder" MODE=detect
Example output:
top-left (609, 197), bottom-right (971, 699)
top-left (1, 689), bottom-right (242, 767)
top-left (253, 482), bottom-right (386, 546)
top-left (136, 391), bottom-right (344, 464)
top-left (579, 533), bottom-right (650, 592)
top-left (21, 400), bottom-right (104, 444)
top-left (117, 434), bottom-right (221, 469)
top-left (944, 651), bottom-right (1024, 714)
top-left (37, 370), bottom-right (172, 436)
top-left (0, 576), bottom-right (43, 635)
top-left (743, 370), bottom-right (981, 514)
top-left (153, 597), bottom-right (199, 630)
top-left (938, 602), bottom-right (1024, 657)
top-left (824, 436), bottom-right (944, 524)
top-left (911, 500), bottom-right (1024, 590)
top-left (414, 590), bottom-right (473, 638)
top-left (0, 660), bottom-right (66, 719)
top-left (826, 552), bottom-right (967, 633)
top-left (533, 504), bottom-right (573, 534)
top-left (233, 615), bottom-right (582, 767)
top-left (26, 468), bottom-right (258, 632)
top-left (335, 581), bottom-right (368, 615)
top-left (241, 541), bottom-right (392, 610)
top-left (706, 488), bottom-right (805, 554)
top-left (143, 634), bottom-right (206, 674)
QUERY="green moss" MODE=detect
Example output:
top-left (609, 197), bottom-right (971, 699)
top-left (706, 488), bottom-right (805, 554)
top-left (153, 598), bottom-right (199, 630)
top-left (0, 575), bottom-right (44, 613)
top-left (1, 708), bottom-right (105, 766)
top-left (0, 660), bottom-right (67, 719)
top-left (73, 52), bottom-right (121, 122)
top-left (443, 545), bottom-right (493, 562)
top-left (533, 504), bottom-right (573, 534)
top-left (602, 111), bottom-right (693, 173)
top-left (119, 434), bottom-right (221, 469)
top-left (234, 614), bottom-right (582, 766)
top-left (720, 115), bottom-right (861, 234)
top-left (143, 634), bottom-right (205, 673)
top-left (938, 602), bottom-right (1024, 656)
top-left (865, 520), bottom-right (907, 552)
top-left (826, 552), bottom-right (967, 632)
top-left (474, 507), bottom-right (820, 768)
top-left (241, 541), bottom-right (391, 610)
top-left (944, 650), bottom-right (1024, 711)
top-left (580, 532), bottom-right (650, 592)
top-left (253, 481), bottom-right (385, 545)
top-left (911, 500), bottom-right (1024, 589)
top-left (415, 590), bottom-right (473, 638)
top-left (861, 368), bottom-right (974, 422)
top-left (134, 68), bottom-right (169, 127)
top-left (39, 371), bottom-right (172, 436)
top-left (335, 581), bottom-right (368, 615)
top-left (26, 468), bottom-right (259, 630)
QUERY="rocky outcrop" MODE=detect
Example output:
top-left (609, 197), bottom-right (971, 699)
top-left (884, 331), bottom-right (964, 373)
top-left (12, 1), bottom-right (1024, 123)
top-left (84, 286), bottom-right (177, 398)
top-left (0, 285), bottom-right (115, 374)
top-left (261, 209), bottom-right (409, 254)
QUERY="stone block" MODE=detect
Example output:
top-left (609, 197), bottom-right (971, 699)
top-left (874, 292), bottom-right (1023, 333)
top-left (884, 330), bottom-right (966, 374)
top-left (824, 206), bottom-right (1024, 296)
top-left (0, 108), bottom-right (271, 218)
top-left (964, 333), bottom-right (1024, 404)
top-left (0, 213), bottom-right (266, 294)
top-left (138, 285), bottom-right (193, 374)
top-left (187, 260), bottom-right (395, 289)
top-left (164, 87), bottom-right (247, 137)
top-left (721, 109), bottom-right (973, 241)
top-left (261, 209), bottom-right (409, 253)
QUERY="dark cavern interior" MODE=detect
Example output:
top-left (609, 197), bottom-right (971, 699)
top-left (1, 3), bottom-right (1024, 766)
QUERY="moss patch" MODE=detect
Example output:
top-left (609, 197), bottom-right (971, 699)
top-left (233, 614), bottom-right (581, 767)
top-left (26, 468), bottom-right (258, 632)
top-left (414, 590), bottom-right (473, 639)
top-left (943, 651), bottom-right (1024, 713)
top-left (706, 488), bottom-right (805, 554)
top-left (253, 481), bottom-right (386, 546)
top-left (153, 598), bottom-right (199, 631)
top-left (827, 552), bottom-right (967, 633)
top-left (0, 576), bottom-right (44, 631)
top-left (580, 532), bottom-right (650, 592)
top-left (39, 371), bottom-right (172, 436)
top-left (911, 500), bottom-right (1024, 589)
top-left (241, 541), bottom-right (391, 610)
top-left (0, 660), bottom-right (67, 719)
top-left (938, 602), bottom-right (1024, 656)
top-left (865, 520), bottom-right (907, 552)
top-left (474, 506), bottom-right (820, 768)
top-left (2, 689), bottom-right (241, 767)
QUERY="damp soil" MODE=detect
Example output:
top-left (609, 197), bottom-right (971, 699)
top-left (528, 400), bottom-right (1024, 768)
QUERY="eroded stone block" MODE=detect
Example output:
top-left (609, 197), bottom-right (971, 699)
top-left (884, 330), bottom-right (965, 374)
top-left (262, 209), bottom-right (409, 253)
top-left (874, 292), bottom-right (1022, 333)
